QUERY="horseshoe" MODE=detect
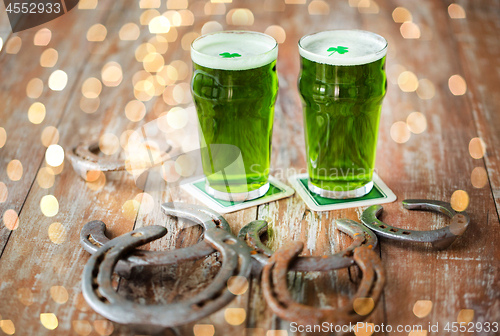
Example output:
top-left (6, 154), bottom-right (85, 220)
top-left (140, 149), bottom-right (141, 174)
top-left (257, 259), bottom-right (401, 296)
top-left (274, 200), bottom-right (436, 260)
top-left (82, 224), bottom-right (252, 330)
top-left (80, 202), bottom-right (232, 278)
top-left (360, 199), bottom-right (470, 249)
top-left (262, 242), bottom-right (385, 326)
top-left (238, 218), bottom-right (378, 273)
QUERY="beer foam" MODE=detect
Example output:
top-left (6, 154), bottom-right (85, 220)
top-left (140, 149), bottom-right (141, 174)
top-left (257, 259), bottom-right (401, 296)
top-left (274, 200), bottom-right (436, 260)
top-left (299, 30), bottom-right (387, 66)
top-left (191, 31), bottom-right (278, 70)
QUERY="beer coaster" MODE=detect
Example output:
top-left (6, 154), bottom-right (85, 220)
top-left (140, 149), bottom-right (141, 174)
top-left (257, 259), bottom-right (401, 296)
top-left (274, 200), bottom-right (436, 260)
top-left (287, 173), bottom-right (396, 212)
top-left (181, 176), bottom-right (295, 214)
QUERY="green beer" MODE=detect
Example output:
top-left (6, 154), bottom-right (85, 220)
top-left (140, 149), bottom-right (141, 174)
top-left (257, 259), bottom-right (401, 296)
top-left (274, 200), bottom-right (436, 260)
top-left (191, 31), bottom-right (278, 201)
top-left (298, 30), bottom-right (387, 198)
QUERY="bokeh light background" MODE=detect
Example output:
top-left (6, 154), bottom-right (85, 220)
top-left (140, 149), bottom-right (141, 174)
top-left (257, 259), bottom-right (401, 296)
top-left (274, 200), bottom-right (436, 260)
top-left (0, 0), bottom-right (492, 335)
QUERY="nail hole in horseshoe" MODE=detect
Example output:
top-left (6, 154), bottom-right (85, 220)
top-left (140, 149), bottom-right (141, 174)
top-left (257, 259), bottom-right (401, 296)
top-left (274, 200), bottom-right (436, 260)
top-left (389, 228), bottom-right (398, 233)
top-left (131, 232), bottom-right (143, 237)
top-left (379, 225), bottom-right (387, 229)
top-left (402, 231), bottom-right (411, 235)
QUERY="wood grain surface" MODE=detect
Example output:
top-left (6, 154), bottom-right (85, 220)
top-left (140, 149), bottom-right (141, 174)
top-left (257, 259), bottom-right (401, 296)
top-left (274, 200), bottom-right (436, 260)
top-left (0, 0), bottom-right (499, 335)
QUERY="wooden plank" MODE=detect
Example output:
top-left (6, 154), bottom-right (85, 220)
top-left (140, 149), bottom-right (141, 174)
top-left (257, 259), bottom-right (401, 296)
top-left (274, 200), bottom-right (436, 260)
top-left (451, 0), bottom-right (500, 218)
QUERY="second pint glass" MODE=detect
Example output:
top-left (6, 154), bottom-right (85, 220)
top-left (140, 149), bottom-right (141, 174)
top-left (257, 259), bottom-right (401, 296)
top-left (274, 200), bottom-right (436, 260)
top-left (191, 31), bottom-right (278, 202)
top-left (298, 30), bottom-right (388, 199)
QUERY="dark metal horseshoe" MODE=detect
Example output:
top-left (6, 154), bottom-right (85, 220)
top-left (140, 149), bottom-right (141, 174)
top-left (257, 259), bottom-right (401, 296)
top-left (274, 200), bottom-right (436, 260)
top-left (261, 242), bottom-right (385, 326)
top-left (80, 202), bottom-right (232, 278)
top-left (238, 218), bottom-right (378, 273)
top-left (360, 199), bottom-right (470, 249)
top-left (82, 224), bottom-right (252, 331)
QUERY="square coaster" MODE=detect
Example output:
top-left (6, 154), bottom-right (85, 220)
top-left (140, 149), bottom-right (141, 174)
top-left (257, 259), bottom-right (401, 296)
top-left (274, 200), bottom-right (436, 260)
top-left (287, 173), bottom-right (397, 212)
top-left (181, 176), bottom-right (295, 214)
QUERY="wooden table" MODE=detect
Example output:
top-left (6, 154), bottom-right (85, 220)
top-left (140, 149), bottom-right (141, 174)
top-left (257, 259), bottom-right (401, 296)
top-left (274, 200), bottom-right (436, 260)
top-left (1, 0), bottom-right (499, 335)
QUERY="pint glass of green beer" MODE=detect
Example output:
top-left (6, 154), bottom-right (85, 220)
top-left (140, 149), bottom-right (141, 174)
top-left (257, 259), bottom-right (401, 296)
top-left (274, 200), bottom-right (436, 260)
top-left (191, 31), bottom-right (278, 201)
top-left (298, 30), bottom-right (387, 199)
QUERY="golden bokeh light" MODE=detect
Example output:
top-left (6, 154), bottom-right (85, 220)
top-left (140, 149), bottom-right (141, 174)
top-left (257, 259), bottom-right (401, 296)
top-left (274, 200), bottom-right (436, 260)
top-left (78, 0), bottom-right (98, 9)
top-left (48, 70), bottom-right (68, 91)
top-left (205, 2), bottom-right (226, 15)
top-left (161, 160), bottom-right (180, 182)
top-left (82, 77), bottom-right (102, 99)
top-left (160, 26), bottom-right (178, 42)
top-left (48, 160), bottom-right (64, 175)
top-left (457, 309), bottom-right (474, 324)
top-left (227, 276), bottom-right (249, 295)
top-left (134, 192), bottom-right (155, 214)
top-left (392, 7), bottom-right (412, 23)
top-left (7, 160), bottom-right (23, 181)
top-left (193, 324), bottom-right (215, 336)
top-left (469, 137), bottom-right (486, 159)
top-left (357, 0), bottom-right (379, 14)
top-left (3, 209), bottom-right (19, 230)
top-left (87, 24), bottom-right (107, 41)
top-left (416, 79), bottom-right (435, 100)
top-left (101, 62), bottom-right (123, 87)
top-left (149, 15), bottom-right (171, 34)
top-left (0, 182), bottom-right (7, 203)
top-left (179, 10), bottom-right (195, 26)
top-left (175, 154), bottom-right (196, 177)
top-left (140, 0), bottom-right (161, 8)
top-left (163, 10), bottom-right (182, 26)
top-left (149, 35), bottom-right (169, 54)
top-left (28, 102), bottom-right (46, 124)
top-left (122, 200), bottom-right (140, 220)
top-left (264, 0), bottom-right (285, 12)
top-left (140, 9), bottom-right (160, 25)
top-left (0, 320), bottom-right (15, 335)
top-left (450, 190), bottom-right (469, 212)
top-left (406, 112), bottom-right (427, 134)
top-left (167, 0), bottom-right (188, 9)
top-left (80, 97), bottom-right (100, 114)
top-left (135, 43), bottom-right (157, 62)
top-left (285, 0), bottom-right (305, 3)
top-left (86, 171), bottom-right (106, 191)
top-left (471, 167), bottom-right (487, 188)
top-left (143, 52), bottom-right (165, 72)
top-left (448, 74), bottom-right (467, 95)
top-left (181, 32), bottom-right (200, 50)
top-left (400, 22), bottom-right (420, 39)
top-left (37, 167), bottom-right (56, 189)
top-left (308, 0), bottom-right (329, 15)
top-left (398, 71), bottom-right (419, 92)
top-left (40, 195), bottom-right (59, 217)
top-left (448, 4), bottom-right (466, 19)
top-left (119, 23), bottom-right (140, 40)
top-left (353, 297), bottom-right (375, 316)
top-left (264, 25), bottom-right (286, 43)
top-left (17, 287), bottom-right (34, 306)
top-left (46, 144), bottom-right (65, 167)
top-left (40, 313), bottom-right (58, 330)
top-left (413, 300), bottom-right (432, 318)
top-left (390, 121), bottom-right (411, 144)
top-left (94, 320), bottom-right (114, 336)
top-left (0, 127), bottom-right (5, 148)
top-left (27, 78), bottom-right (44, 98)
top-left (6, 36), bottom-right (22, 54)
top-left (48, 222), bottom-right (67, 244)
top-left (72, 320), bottom-right (92, 336)
top-left (167, 107), bottom-right (188, 129)
top-left (0, 37), bottom-right (3, 52)
top-left (51, 286), bottom-right (69, 304)
top-left (227, 8), bottom-right (254, 25)
top-left (387, 64), bottom-right (406, 85)
top-left (99, 133), bottom-right (120, 155)
top-left (120, 130), bottom-right (135, 150)
top-left (201, 21), bottom-right (224, 35)
top-left (171, 60), bottom-right (189, 80)
top-left (34, 28), bottom-right (52, 46)
top-left (224, 308), bottom-right (246, 326)
top-left (125, 100), bottom-right (147, 122)
top-left (353, 322), bottom-right (375, 336)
